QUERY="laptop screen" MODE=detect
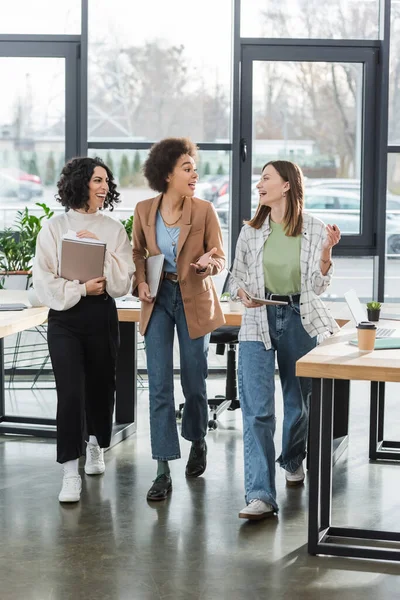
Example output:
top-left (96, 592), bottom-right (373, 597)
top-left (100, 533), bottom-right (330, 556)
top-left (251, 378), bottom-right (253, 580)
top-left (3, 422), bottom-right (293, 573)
top-left (344, 289), bottom-right (368, 325)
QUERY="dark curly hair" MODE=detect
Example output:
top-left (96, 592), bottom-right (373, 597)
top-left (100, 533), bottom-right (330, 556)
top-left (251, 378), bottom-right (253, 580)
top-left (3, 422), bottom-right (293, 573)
top-left (143, 137), bottom-right (198, 193)
top-left (56, 156), bottom-right (120, 211)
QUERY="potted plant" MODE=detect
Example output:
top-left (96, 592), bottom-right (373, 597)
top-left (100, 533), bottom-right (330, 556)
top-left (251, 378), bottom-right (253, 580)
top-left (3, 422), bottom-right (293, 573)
top-left (366, 301), bottom-right (381, 322)
top-left (0, 202), bottom-right (53, 290)
top-left (120, 215), bottom-right (133, 241)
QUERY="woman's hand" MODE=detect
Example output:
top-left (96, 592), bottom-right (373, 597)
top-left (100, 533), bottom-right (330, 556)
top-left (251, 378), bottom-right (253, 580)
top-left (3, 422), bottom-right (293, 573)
top-left (237, 288), bottom-right (262, 309)
top-left (76, 230), bottom-right (99, 240)
top-left (322, 224), bottom-right (341, 250)
top-left (138, 282), bottom-right (154, 303)
top-left (190, 247), bottom-right (218, 273)
top-left (85, 277), bottom-right (106, 295)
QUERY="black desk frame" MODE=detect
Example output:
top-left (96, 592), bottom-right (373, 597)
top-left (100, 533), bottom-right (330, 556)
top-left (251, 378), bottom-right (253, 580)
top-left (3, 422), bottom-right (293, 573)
top-left (369, 381), bottom-right (400, 460)
top-left (308, 377), bottom-right (400, 562)
top-left (0, 322), bottom-right (137, 446)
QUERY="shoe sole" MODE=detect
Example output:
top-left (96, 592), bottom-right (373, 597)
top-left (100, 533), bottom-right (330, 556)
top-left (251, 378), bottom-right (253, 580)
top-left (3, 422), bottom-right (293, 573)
top-left (84, 466), bottom-right (105, 475)
top-left (185, 462), bottom-right (207, 478)
top-left (286, 478), bottom-right (305, 487)
top-left (146, 485), bottom-right (172, 502)
top-left (59, 495), bottom-right (81, 503)
top-left (238, 511), bottom-right (275, 520)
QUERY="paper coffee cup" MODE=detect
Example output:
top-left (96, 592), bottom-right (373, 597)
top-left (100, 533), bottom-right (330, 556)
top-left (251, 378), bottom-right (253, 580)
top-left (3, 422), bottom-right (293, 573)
top-left (229, 298), bottom-right (241, 313)
top-left (356, 321), bottom-right (377, 353)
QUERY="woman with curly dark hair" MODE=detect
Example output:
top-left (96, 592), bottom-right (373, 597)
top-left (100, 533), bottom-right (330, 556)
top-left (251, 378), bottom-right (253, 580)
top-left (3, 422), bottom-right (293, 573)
top-left (133, 137), bottom-right (226, 501)
top-left (33, 156), bottom-right (134, 503)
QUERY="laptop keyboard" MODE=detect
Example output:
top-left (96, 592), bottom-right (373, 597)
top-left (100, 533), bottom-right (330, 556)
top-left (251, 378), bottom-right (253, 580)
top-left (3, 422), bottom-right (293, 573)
top-left (376, 327), bottom-right (396, 338)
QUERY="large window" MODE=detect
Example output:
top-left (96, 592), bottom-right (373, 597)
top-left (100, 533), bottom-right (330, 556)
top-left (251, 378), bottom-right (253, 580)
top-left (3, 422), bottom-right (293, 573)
top-left (88, 0), bottom-right (232, 143)
top-left (385, 154), bottom-right (400, 301)
top-left (241, 0), bottom-right (380, 40)
top-left (389, 1), bottom-right (400, 145)
top-left (0, 56), bottom-right (67, 229)
top-left (0, 1), bottom-right (81, 35)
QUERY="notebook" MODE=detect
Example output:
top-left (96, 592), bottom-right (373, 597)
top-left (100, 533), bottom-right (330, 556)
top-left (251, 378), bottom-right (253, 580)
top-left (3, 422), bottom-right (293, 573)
top-left (344, 289), bottom-right (396, 339)
top-left (60, 230), bottom-right (106, 284)
top-left (349, 337), bottom-right (400, 350)
top-left (146, 254), bottom-right (165, 298)
top-left (0, 303), bottom-right (27, 311)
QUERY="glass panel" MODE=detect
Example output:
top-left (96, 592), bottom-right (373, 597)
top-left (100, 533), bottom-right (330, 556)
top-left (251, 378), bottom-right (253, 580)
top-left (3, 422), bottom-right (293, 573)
top-left (0, 57), bottom-right (66, 229)
top-left (389, 2), bottom-right (400, 144)
top-left (385, 154), bottom-right (400, 301)
top-left (322, 257), bottom-right (373, 302)
top-left (250, 61), bottom-right (363, 234)
top-left (0, 0), bottom-right (81, 34)
top-left (88, 148), bottom-right (231, 288)
top-left (88, 0), bottom-right (232, 143)
top-left (241, 0), bottom-right (379, 40)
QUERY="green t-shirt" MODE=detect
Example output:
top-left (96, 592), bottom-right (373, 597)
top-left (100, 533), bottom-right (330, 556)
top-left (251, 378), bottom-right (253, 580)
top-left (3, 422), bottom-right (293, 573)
top-left (263, 220), bottom-right (302, 295)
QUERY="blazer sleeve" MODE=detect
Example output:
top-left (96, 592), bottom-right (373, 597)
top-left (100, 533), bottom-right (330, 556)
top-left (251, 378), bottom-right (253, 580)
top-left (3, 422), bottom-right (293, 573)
top-left (196, 202), bottom-right (226, 278)
top-left (132, 205), bottom-right (147, 292)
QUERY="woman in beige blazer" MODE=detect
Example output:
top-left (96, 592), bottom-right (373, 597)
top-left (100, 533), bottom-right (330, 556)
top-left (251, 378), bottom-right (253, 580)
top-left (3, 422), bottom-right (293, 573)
top-left (133, 137), bottom-right (225, 501)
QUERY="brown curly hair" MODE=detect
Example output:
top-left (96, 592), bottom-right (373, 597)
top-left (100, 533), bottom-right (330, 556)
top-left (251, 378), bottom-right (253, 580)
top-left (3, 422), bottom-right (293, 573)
top-left (56, 156), bottom-right (120, 212)
top-left (143, 138), bottom-right (198, 193)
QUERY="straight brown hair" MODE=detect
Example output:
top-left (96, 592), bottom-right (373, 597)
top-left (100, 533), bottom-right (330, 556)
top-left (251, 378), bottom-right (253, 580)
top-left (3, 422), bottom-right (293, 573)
top-left (246, 160), bottom-right (304, 236)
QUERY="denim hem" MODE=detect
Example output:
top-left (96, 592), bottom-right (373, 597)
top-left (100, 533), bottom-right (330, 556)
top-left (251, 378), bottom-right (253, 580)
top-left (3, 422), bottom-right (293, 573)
top-left (181, 433), bottom-right (207, 444)
top-left (276, 451), bottom-right (306, 473)
top-left (152, 454), bottom-right (181, 461)
top-left (246, 491), bottom-right (279, 513)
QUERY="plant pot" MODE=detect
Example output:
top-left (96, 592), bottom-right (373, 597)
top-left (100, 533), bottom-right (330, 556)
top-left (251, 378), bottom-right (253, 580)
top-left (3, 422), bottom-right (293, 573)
top-left (0, 271), bottom-right (30, 290)
top-left (367, 308), bottom-right (380, 322)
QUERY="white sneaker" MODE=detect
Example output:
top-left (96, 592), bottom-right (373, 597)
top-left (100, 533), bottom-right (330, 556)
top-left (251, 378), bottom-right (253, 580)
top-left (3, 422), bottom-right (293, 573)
top-left (285, 464), bottom-right (305, 486)
top-left (58, 474), bottom-right (82, 503)
top-left (84, 443), bottom-right (105, 475)
top-left (239, 499), bottom-right (275, 520)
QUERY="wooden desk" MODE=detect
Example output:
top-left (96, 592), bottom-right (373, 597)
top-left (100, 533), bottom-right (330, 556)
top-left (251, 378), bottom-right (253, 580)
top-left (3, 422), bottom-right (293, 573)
top-left (297, 319), bottom-right (400, 562)
top-left (0, 291), bottom-right (138, 444)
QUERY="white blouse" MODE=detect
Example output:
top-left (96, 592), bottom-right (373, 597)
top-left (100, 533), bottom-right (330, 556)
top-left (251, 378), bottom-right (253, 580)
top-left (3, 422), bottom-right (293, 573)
top-left (33, 210), bottom-right (135, 311)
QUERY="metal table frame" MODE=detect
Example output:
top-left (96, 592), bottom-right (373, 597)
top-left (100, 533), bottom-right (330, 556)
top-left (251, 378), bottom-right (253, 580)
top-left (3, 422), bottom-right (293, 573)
top-left (0, 322), bottom-right (137, 446)
top-left (369, 381), bottom-right (400, 460)
top-left (308, 377), bottom-right (400, 562)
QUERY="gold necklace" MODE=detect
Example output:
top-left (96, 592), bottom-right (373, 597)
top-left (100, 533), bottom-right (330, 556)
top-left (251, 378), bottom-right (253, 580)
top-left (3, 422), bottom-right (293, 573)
top-left (160, 211), bottom-right (182, 227)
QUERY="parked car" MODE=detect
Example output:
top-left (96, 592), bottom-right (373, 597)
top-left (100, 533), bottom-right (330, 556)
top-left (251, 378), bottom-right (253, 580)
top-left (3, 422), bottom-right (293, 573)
top-left (216, 186), bottom-right (400, 254)
top-left (0, 168), bottom-right (43, 202)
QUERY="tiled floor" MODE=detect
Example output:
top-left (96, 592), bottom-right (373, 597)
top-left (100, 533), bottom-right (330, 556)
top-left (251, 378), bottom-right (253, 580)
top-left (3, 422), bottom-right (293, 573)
top-left (0, 377), bottom-right (400, 599)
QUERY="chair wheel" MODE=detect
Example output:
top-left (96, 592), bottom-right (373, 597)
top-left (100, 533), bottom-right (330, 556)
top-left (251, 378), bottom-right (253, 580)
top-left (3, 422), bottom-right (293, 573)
top-left (208, 419), bottom-right (218, 430)
top-left (175, 410), bottom-right (182, 420)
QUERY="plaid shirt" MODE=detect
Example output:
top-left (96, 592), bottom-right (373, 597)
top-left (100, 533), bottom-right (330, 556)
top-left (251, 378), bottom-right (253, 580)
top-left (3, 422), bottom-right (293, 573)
top-left (230, 212), bottom-right (340, 349)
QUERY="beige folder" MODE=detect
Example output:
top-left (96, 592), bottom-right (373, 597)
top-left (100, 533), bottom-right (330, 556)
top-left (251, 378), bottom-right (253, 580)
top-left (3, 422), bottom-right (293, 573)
top-left (60, 239), bottom-right (106, 283)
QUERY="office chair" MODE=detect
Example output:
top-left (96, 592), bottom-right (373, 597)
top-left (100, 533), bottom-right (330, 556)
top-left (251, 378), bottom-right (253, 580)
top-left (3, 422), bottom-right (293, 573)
top-left (176, 269), bottom-right (241, 430)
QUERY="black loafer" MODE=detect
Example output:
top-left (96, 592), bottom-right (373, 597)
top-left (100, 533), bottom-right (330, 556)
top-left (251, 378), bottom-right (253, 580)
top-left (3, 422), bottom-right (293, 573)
top-left (146, 474), bottom-right (172, 501)
top-left (185, 441), bottom-right (207, 478)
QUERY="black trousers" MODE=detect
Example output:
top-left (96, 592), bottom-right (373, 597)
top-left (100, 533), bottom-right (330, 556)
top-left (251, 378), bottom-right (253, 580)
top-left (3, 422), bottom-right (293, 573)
top-left (47, 294), bottom-right (119, 464)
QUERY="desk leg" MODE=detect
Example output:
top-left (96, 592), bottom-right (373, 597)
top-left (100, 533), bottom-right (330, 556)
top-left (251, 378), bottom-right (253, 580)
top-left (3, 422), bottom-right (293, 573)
top-left (369, 381), bottom-right (400, 460)
top-left (320, 379), bottom-right (334, 530)
top-left (308, 378), bottom-right (322, 555)
top-left (332, 379), bottom-right (349, 463)
top-left (110, 321), bottom-right (137, 447)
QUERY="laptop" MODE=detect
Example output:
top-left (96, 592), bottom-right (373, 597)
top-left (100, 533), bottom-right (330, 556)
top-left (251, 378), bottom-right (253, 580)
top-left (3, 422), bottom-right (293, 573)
top-left (344, 289), bottom-right (395, 338)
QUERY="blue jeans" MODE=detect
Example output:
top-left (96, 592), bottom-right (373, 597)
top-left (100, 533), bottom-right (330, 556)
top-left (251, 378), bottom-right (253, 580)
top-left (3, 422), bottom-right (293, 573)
top-left (145, 279), bottom-right (210, 461)
top-left (238, 301), bottom-right (317, 511)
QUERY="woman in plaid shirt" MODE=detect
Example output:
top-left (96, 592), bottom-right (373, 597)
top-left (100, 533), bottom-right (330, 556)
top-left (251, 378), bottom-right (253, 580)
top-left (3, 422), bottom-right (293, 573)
top-left (230, 160), bottom-right (341, 520)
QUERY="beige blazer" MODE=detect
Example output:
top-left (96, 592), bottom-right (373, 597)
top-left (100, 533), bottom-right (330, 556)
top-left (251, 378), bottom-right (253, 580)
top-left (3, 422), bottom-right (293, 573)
top-left (132, 194), bottom-right (226, 339)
